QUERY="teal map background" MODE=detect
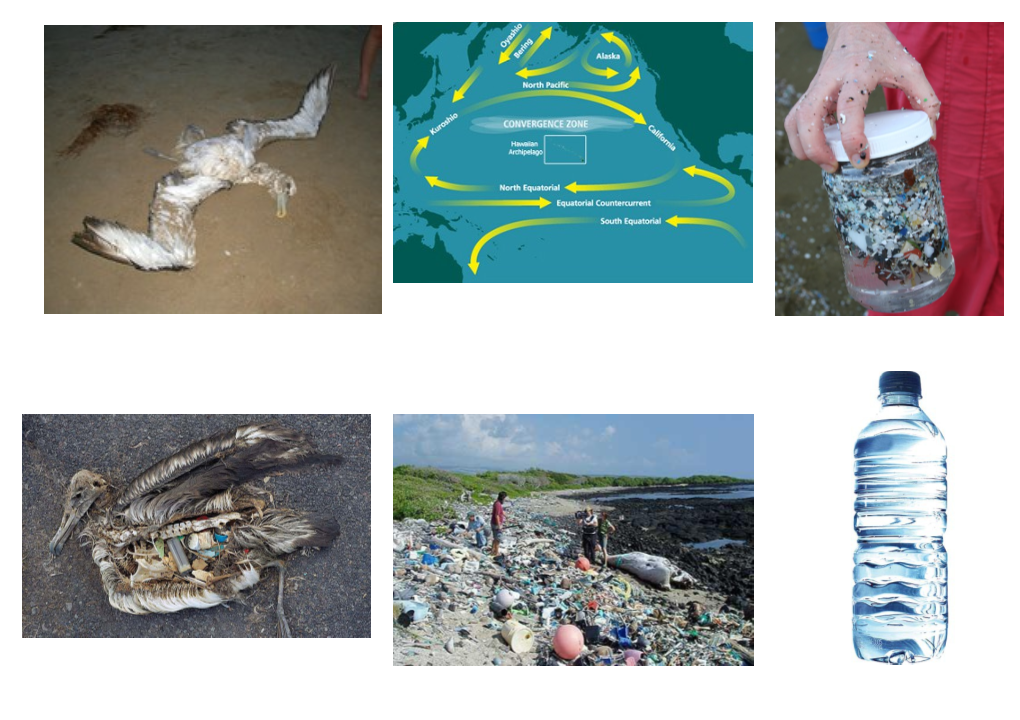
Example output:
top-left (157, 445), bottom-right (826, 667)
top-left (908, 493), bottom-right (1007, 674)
top-left (394, 22), bottom-right (753, 282)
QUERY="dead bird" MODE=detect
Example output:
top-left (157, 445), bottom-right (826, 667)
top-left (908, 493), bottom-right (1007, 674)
top-left (48, 422), bottom-right (340, 637)
top-left (60, 103), bottom-right (147, 157)
top-left (71, 64), bottom-right (336, 270)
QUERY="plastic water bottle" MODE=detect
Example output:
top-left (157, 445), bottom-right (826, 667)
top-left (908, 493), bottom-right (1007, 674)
top-left (853, 371), bottom-right (947, 663)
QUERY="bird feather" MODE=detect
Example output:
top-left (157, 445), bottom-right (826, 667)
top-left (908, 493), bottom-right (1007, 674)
top-left (227, 64), bottom-right (336, 151)
top-left (116, 422), bottom-right (309, 509)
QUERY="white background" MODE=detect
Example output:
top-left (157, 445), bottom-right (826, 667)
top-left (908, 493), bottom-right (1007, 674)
top-left (16, 7), bottom-right (1015, 719)
top-left (757, 358), bottom-right (1016, 708)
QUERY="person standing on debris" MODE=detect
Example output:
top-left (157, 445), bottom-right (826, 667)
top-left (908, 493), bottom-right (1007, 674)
top-left (581, 507), bottom-right (599, 565)
top-left (468, 513), bottom-right (486, 550)
top-left (597, 510), bottom-right (616, 568)
top-left (491, 492), bottom-right (508, 557)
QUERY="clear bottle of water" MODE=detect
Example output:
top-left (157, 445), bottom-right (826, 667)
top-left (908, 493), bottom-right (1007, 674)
top-left (853, 371), bottom-right (948, 663)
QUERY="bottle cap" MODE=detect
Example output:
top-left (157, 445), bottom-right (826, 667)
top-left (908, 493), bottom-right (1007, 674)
top-left (879, 371), bottom-right (921, 396)
top-left (824, 109), bottom-right (932, 162)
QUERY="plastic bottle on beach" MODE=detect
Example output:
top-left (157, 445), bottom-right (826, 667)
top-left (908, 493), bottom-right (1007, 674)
top-left (853, 371), bottom-right (947, 663)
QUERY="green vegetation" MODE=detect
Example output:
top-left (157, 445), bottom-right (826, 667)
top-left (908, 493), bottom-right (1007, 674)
top-left (393, 465), bottom-right (751, 521)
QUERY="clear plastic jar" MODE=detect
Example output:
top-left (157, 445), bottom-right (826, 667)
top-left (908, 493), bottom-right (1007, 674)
top-left (822, 111), bottom-right (955, 313)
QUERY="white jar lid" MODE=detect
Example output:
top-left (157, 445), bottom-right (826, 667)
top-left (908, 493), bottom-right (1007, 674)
top-left (824, 109), bottom-right (932, 162)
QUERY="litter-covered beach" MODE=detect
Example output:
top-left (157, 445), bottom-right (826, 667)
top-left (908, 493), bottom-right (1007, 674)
top-left (393, 486), bottom-right (754, 666)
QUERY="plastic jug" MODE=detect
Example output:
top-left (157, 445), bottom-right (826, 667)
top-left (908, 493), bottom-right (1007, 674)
top-left (823, 110), bottom-right (955, 312)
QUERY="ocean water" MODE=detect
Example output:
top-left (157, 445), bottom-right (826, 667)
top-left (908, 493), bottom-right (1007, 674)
top-left (393, 22), bottom-right (752, 282)
top-left (591, 484), bottom-right (754, 502)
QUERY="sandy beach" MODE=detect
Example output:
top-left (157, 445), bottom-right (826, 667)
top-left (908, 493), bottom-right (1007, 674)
top-left (44, 26), bottom-right (381, 313)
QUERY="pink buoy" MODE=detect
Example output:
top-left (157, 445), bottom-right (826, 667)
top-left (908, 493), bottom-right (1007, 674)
top-left (575, 557), bottom-right (591, 571)
top-left (553, 624), bottom-right (585, 660)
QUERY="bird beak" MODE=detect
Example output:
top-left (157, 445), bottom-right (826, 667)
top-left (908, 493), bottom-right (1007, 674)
top-left (49, 505), bottom-right (88, 555)
top-left (49, 477), bottom-right (104, 555)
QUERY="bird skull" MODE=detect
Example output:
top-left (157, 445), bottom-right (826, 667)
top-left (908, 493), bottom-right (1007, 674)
top-left (49, 470), bottom-right (108, 555)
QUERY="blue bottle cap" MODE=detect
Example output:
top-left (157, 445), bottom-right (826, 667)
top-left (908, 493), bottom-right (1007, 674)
top-left (879, 371), bottom-right (921, 395)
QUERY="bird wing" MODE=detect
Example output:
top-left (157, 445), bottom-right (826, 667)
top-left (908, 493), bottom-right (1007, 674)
top-left (233, 508), bottom-right (341, 557)
top-left (119, 425), bottom-right (343, 528)
top-left (115, 423), bottom-right (312, 510)
top-left (73, 172), bottom-right (229, 270)
top-left (226, 64), bottom-right (336, 152)
top-left (146, 172), bottom-right (230, 264)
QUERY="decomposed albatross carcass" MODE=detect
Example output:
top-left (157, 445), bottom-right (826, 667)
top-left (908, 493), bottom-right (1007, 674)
top-left (71, 64), bottom-right (336, 271)
top-left (49, 422), bottom-right (341, 637)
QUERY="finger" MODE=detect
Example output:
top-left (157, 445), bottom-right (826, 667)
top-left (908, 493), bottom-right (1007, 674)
top-left (795, 101), bottom-right (839, 173)
top-left (902, 83), bottom-right (940, 140)
top-left (813, 91), bottom-right (840, 130)
top-left (836, 81), bottom-right (873, 168)
top-left (884, 56), bottom-right (940, 139)
top-left (783, 105), bottom-right (807, 160)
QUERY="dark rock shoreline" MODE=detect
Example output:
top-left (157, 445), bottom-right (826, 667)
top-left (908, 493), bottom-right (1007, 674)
top-left (556, 488), bottom-right (754, 604)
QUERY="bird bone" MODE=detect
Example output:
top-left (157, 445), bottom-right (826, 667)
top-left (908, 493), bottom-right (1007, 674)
top-left (152, 512), bottom-right (243, 540)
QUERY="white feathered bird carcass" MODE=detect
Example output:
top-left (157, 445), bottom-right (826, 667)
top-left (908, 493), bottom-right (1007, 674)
top-left (71, 64), bottom-right (336, 270)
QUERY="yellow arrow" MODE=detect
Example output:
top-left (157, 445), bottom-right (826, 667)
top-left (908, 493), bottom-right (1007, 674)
top-left (666, 216), bottom-right (746, 247)
top-left (434, 198), bottom-right (551, 209)
top-left (469, 217), bottom-right (595, 274)
top-left (499, 24), bottom-right (531, 65)
top-left (463, 89), bottom-right (645, 124)
top-left (453, 67), bottom-right (483, 103)
top-left (601, 31), bottom-right (633, 66)
top-left (566, 163), bottom-right (678, 193)
top-left (582, 40), bottom-right (618, 78)
top-left (520, 27), bottom-right (553, 65)
top-left (568, 66), bottom-right (640, 93)
top-left (677, 165), bottom-right (736, 205)
top-left (425, 176), bottom-right (491, 192)
top-left (517, 52), bottom-right (578, 79)
top-left (409, 136), bottom-right (429, 174)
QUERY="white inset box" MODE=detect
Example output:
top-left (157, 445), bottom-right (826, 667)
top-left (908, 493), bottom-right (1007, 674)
top-left (543, 135), bottom-right (587, 165)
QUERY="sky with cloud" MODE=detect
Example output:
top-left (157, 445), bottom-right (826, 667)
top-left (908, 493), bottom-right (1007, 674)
top-left (393, 415), bottom-right (753, 478)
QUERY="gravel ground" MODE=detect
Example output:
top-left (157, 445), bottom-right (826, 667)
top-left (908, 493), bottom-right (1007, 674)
top-left (22, 414), bottom-right (370, 638)
top-left (549, 489), bottom-right (755, 603)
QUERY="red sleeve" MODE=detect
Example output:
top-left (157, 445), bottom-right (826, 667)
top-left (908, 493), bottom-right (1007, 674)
top-left (875, 22), bottom-right (1004, 316)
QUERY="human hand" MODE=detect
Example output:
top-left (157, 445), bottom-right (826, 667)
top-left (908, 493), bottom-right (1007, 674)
top-left (784, 22), bottom-right (940, 173)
